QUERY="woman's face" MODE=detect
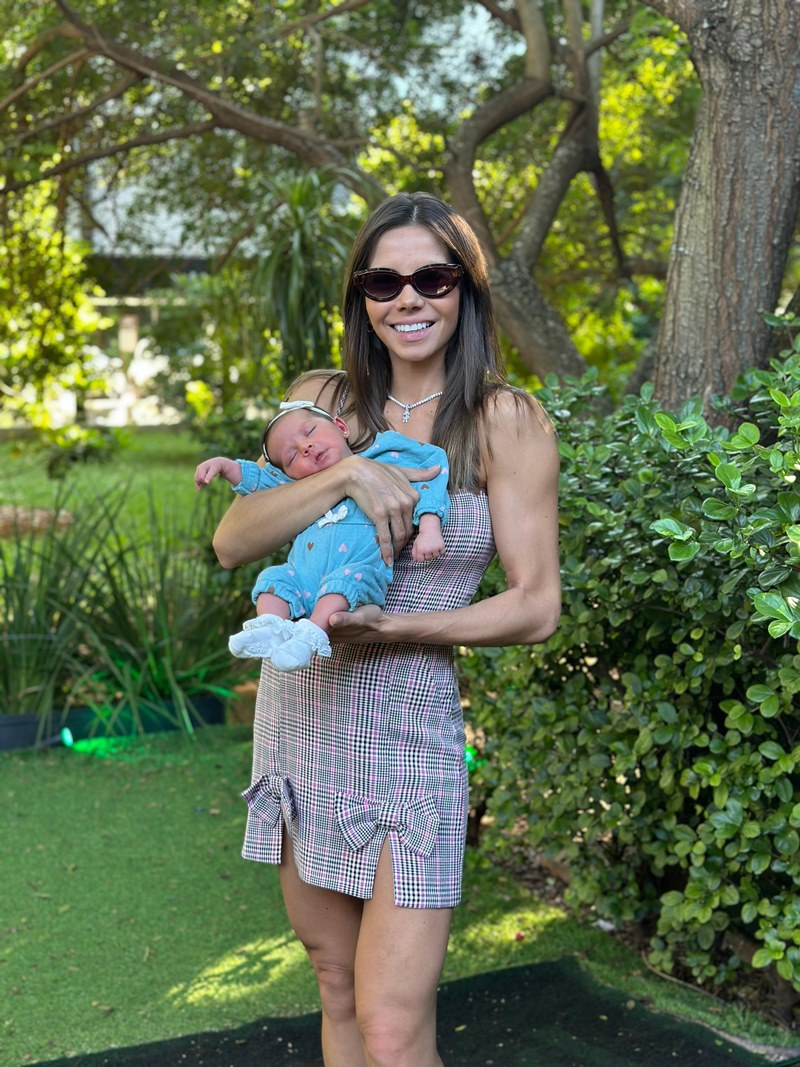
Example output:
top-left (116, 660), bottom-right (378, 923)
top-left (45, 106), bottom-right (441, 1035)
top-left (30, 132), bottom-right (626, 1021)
top-left (364, 225), bottom-right (460, 373)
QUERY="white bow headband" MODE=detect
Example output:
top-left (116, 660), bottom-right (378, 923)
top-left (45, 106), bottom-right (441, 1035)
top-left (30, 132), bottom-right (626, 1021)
top-left (261, 400), bottom-right (335, 463)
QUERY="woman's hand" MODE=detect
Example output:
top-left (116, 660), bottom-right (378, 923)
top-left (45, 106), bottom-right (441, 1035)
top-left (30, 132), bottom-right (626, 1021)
top-left (341, 456), bottom-right (441, 565)
top-left (328, 604), bottom-right (388, 643)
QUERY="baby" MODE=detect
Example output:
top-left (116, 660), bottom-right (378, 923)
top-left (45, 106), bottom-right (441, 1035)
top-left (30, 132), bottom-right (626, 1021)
top-left (195, 401), bottom-right (449, 671)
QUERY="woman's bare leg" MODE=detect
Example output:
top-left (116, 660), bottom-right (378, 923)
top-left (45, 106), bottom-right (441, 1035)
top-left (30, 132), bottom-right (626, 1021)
top-left (355, 841), bottom-right (452, 1067)
top-left (279, 833), bottom-right (367, 1067)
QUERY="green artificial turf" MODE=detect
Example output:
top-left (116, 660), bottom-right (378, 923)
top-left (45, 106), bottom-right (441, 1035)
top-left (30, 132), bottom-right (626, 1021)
top-left (2, 727), bottom-right (798, 1067)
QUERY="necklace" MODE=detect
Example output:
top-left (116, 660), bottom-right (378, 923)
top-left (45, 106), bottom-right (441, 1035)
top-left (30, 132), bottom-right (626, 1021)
top-left (386, 391), bottom-right (444, 424)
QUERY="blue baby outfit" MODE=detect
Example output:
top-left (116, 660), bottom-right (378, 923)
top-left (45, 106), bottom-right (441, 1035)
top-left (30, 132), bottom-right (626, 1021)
top-left (233, 432), bottom-right (449, 617)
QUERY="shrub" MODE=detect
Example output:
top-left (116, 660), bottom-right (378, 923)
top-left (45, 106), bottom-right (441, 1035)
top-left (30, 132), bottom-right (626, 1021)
top-left (0, 494), bottom-right (116, 735)
top-left (460, 321), bottom-right (800, 995)
top-left (44, 425), bottom-right (125, 479)
top-left (0, 487), bottom-right (264, 739)
top-left (78, 492), bottom-right (262, 733)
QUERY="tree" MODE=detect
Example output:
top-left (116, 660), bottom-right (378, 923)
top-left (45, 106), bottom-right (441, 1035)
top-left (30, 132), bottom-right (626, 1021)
top-left (2, 1), bottom-right (797, 406)
top-left (0, 184), bottom-right (109, 423)
top-left (145, 168), bottom-right (359, 419)
top-left (647, 0), bottom-right (800, 410)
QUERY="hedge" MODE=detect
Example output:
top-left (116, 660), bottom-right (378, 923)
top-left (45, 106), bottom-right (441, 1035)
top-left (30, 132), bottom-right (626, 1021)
top-left (460, 318), bottom-right (800, 994)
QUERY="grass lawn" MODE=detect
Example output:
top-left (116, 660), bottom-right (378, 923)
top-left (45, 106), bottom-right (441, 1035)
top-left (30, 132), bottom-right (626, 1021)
top-left (2, 727), bottom-right (797, 1067)
top-left (2, 429), bottom-right (798, 1065)
top-left (0, 429), bottom-right (208, 538)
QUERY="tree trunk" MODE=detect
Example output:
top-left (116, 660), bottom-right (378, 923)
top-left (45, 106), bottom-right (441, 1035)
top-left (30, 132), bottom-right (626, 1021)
top-left (489, 260), bottom-right (588, 379)
top-left (650, 0), bottom-right (800, 411)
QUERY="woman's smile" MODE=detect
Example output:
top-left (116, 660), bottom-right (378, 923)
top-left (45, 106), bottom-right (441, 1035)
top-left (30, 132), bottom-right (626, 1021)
top-left (366, 226), bottom-right (460, 368)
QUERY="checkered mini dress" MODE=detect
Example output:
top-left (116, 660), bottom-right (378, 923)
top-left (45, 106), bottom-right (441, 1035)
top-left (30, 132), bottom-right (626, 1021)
top-left (241, 490), bottom-right (496, 908)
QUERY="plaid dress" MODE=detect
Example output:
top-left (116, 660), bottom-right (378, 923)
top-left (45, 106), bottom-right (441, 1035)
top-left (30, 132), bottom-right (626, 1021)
top-left (241, 490), bottom-right (495, 908)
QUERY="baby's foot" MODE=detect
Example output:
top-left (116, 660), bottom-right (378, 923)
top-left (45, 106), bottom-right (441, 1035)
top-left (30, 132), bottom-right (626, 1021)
top-left (229, 615), bottom-right (295, 658)
top-left (270, 619), bottom-right (332, 672)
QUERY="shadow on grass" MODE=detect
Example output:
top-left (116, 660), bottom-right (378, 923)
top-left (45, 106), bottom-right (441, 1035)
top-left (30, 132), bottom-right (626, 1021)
top-left (3, 727), bottom-right (800, 1067)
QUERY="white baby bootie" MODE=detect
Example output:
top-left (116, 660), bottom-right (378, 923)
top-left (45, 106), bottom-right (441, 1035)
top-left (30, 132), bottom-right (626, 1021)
top-left (229, 615), bottom-right (295, 658)
top-left (270, 619), bottom-right (332, 672)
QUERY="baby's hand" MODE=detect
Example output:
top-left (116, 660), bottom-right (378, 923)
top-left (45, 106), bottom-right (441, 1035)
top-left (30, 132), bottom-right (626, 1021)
top-left (194, 457), bottom-right (242, 490)
top-left (411, 530), bottom-right (446, 563)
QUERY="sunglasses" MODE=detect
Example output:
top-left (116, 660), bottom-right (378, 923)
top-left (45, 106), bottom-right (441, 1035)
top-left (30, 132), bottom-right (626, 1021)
top-left (352, 263), bottom-right (463, 302)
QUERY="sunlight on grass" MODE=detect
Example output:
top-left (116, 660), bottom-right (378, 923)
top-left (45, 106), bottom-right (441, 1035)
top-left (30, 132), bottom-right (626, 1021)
top-left (451, 898), bottom-right (567, 958)
top-left (165, 934), bottom-right (311, 1009)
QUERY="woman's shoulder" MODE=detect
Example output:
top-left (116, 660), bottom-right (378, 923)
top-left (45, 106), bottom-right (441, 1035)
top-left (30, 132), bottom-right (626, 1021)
top-left (481, 384), bottom-right (556, 440)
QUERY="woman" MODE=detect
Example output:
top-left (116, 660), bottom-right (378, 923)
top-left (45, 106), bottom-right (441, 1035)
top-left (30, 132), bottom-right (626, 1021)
top-left (213, 192), bottom-right (561, 1067)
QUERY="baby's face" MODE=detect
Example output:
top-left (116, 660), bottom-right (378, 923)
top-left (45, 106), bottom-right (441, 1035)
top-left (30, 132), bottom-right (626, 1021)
top-left (266, 411), bottom-right (352, 480)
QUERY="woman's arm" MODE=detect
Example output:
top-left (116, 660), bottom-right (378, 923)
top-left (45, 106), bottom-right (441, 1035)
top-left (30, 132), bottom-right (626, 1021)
top-left (212, 378), bottom-right (439, 569)
top-left (329, 391), bottom-right (562, 647)
top-left (213, 455), bottom-right (437, 568)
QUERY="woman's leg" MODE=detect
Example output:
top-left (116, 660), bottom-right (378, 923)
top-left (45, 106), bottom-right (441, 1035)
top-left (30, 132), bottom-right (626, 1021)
top-left (355, 842), bottom-right (452, 1067)
top-left (279, 834), bottom-right (367, 1067)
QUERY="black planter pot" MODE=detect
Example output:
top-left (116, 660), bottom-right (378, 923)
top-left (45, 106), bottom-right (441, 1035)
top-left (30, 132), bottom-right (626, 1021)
top-left (0, 696), bottom-right (226, 752)
top-left (0, 715), bottom-right (48, 751)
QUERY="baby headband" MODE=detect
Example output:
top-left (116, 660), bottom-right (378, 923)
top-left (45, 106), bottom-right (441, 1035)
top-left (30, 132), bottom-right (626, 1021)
top-left (261, 400), bottom-right (335, 464)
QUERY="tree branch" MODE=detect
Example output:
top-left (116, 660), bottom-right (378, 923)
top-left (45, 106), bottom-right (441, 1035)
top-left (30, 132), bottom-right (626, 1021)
top-left (51, 0), bottom-right (384, 204)
top-left (641, 0), bottom-right (700, 31)
top-left (0, 47), bottom-right (90, 116)
top-left (588, 156), bottom-right (629, 277)
top-left (475, 0), bottom-right (522, 33)
top-left (444, 77), bottom-right (553, 259)
top-left (2, 121), bottom-right (215, 193)
top-left (512, 123), bottom-right (593, 270)
top-left (586, 17), bottom-right (633, 59)
top-left (276, 0), bottom-right (373, 38)
top-left (517, 0), bottom-right (552, 80)
top-left (11, 72), bottom-right (142, 147)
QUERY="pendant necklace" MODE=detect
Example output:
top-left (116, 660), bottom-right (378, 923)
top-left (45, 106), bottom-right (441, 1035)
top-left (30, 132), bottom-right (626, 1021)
top-left (387, 391), bottom-right (444, 424)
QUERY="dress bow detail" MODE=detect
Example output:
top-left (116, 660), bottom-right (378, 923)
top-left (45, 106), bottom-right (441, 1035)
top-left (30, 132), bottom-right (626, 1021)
top-left (317, 504), bottom-right (349, 527)
top-left (242, 774), bottom-right (297, 826)
top-left (335, 794), bottom-right (440, 857)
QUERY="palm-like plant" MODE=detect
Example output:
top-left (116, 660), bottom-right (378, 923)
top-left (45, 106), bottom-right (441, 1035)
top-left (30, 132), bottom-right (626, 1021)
top-left (0, 493), bottom-right (120, 739)
top-left (251, 167), bottom-right (361, 384)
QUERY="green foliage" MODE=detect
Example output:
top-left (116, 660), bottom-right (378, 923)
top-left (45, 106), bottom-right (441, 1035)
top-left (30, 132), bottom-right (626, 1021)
top-left (147, 266), bottom-right (285, 418)
top-left (43, 424), bottom-right (126, 480)
top-left (0, 486), bottom-right (263, 737)
top-left (146, 169), bottom-right (359, 423)
top-left (2, 1), bottom-right (707, 391)
top-left (461, 319), bottom-right (800, 994)
top-left (0, 186), bottom-right (111, 423)
top-left (0, 494), bottom-right (117, 732)
top-left (248, 168), bottom-right (359, 382)
top-left (77, 493), bottom-right (260, 732)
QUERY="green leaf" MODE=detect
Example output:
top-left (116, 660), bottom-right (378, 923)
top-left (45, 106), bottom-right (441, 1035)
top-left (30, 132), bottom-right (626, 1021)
top-left (657, 702), bottom-right (677, 724)
top-left (753, 592), bottom-right (792, 621)
top-left (715, 463), bottom-right (742, 490)
top-left (751, 947), bottom-right (777, 968)
top-left (775, 829), bottom-right (800, 856)
top-left (746, 684), bottom-right (776, 703)
top-left (728, 422), bottom-right (760, 447)
top-left (668, 542), bottom-right (701, 562)
top-left (651, 518), bottom-right (692, 540)
top-left (758, 741), bottom-right (785, 760)
top-left (702, 498), bottom-right (737, 521)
